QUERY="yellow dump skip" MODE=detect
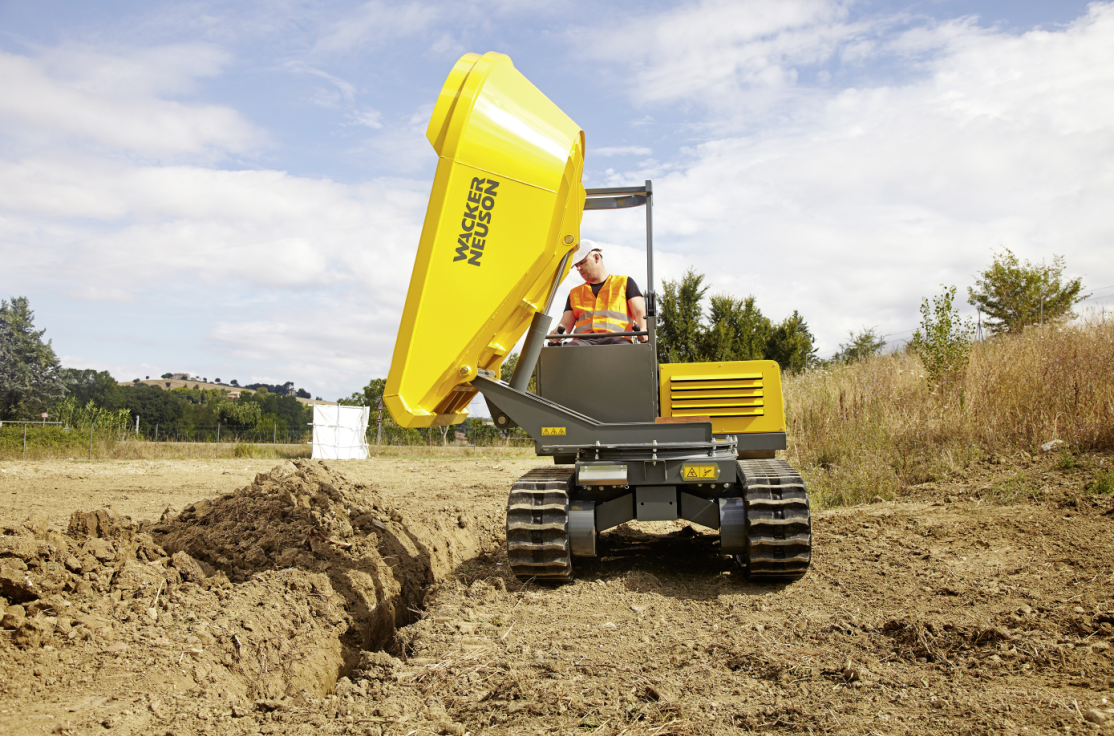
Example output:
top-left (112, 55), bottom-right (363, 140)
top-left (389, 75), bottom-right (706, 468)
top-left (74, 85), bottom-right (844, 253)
top-left (386, 52), bottom-right (586, 428)
top-left (659, 360), bottom-right (786, 435)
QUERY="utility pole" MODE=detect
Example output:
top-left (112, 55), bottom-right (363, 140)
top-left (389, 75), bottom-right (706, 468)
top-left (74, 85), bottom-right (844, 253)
top-left (134, 415), bottom-right (140, 437)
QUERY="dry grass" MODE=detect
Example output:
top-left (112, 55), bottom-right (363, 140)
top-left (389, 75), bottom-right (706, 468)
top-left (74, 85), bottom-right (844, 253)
top-left (784, 316), bottom-right (1114, 508)
top-left (1, 436), bottom-right (538, 462)
top-left (0, 439), bottom-right (314, 461)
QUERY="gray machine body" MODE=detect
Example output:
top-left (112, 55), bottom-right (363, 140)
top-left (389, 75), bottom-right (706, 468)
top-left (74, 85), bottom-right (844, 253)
top-left (536, 342), bottom-right (658, 423)
top-left (475, 371), bottom-right (751, 557)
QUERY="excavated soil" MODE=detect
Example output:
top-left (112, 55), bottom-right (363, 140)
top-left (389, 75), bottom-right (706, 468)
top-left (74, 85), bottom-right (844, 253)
top-left (1, 452), bottom-right (1113, 735)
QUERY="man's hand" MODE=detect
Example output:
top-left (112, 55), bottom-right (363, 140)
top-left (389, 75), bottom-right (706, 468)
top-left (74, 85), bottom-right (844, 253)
top-left (628, 296), bottom-right (647, 344)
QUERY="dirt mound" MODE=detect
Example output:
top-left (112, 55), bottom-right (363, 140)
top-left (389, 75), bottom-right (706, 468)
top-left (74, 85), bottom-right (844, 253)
top-left (0, 459), bottom-right (480, 711)
top-left (152, 459), bottom-right (478, 652)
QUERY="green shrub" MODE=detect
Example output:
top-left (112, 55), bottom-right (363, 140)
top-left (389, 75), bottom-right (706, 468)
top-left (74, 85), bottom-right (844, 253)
top-left (1087, 469), bottom-right (1114, 495)
top-left (910, 285), bottom-right (974, 385)
top-left (1056, 452), bottom-right (1081, 472)
top-left (987, 475), bottom-right (1043, 505)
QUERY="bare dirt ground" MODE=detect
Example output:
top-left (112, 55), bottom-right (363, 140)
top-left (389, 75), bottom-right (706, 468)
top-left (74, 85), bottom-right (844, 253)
top-left (1, 451), bottom-right (1113, 735)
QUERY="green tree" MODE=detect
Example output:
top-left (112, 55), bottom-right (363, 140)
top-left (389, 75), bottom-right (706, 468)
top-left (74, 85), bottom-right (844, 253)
top-left (461, 417), bottom-right (500, 445)
top-left (967, 249), bottom-right (1087, 335)
top-left (911, 285), bottom-right (975, 384)
top-left (500, 354), bottom-right (517, 383)
top-left (119, 384), bottom-right (187, 427)
top-left (257, 413), bottom-right (288, 436)
top-left (239, 391), bottom-right (310, 433)
top-left (217, 400), bottom-right (262, 431)
top-left (60, 368), bottom-right (123, 409)
top-left (657, 269), bottom-right (708, 364)
top-left (654, 269), bottom-right (816, 372)
top-left (700, 294), bottom-right (772, 362)
top-left (765, 311), bottom-right (818, 374)
top-left (0, 297), bottom-right (67, 420)
top-left (830, 327), bottom-right (886, 365)
top-left (339, 377), bottom-right (387, 407)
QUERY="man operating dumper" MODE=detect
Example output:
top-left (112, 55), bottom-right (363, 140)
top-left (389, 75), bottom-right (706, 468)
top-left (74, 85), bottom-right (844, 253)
top-left (552, 245), bottom-right (647, 346)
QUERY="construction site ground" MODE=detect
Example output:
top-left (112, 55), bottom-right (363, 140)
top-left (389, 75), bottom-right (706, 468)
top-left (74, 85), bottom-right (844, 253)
top-left (1, 452), bottom-right (1112, 735)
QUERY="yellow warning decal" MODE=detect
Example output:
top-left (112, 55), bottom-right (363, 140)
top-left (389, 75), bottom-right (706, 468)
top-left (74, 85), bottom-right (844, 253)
top-left (541, 427), bottom-right (567, 436)
top-left (681, 463), bottom-right (720, 481)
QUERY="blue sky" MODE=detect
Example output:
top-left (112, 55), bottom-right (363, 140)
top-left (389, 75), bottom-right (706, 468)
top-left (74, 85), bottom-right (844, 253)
top-left (2, 0), bottom-right (1112, 404)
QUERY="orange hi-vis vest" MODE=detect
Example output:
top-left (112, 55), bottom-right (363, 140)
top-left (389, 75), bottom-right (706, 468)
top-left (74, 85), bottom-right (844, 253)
top-left (569, 275), bottom-right (634, 334)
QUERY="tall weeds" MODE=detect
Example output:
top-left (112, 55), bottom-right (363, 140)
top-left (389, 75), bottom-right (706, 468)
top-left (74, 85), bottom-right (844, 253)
top-left (785, 316), bottom-right (1114, 508)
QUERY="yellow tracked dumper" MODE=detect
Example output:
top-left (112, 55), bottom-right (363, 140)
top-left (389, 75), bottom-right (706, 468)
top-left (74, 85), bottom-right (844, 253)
top-left (386, 52), bottom-right (811, 582)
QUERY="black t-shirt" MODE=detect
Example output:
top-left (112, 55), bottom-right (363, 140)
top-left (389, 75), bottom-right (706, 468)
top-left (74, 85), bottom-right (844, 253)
top-left (563, 276), bottom-right (642, 313)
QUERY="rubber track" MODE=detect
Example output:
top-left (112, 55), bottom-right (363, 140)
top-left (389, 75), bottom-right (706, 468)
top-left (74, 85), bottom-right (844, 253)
top-left (506, 467), bottom-right (575, 582)
top-left (738, 459), bottom-right (812, 582)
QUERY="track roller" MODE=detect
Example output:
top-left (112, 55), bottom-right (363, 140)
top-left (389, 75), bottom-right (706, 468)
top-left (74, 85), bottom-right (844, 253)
top-left (506, 467), bottom-right (575, 582)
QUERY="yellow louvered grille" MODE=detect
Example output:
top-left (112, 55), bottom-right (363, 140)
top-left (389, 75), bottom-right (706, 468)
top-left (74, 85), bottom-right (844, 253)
top-left (669, 376), bottom-right (764, 416)
top-left (658, 360), bottom-right (785, 435)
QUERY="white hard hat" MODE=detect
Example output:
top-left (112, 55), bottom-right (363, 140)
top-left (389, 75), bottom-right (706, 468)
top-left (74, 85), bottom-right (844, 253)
top-left (575, 244), bottom-right (601, 266)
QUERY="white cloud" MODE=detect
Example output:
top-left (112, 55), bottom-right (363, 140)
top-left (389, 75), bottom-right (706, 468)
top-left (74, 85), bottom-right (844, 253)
top-left (578, 0), bottom-right (861, 106)
top-left (0, 157), bottom-right (429, 294)
top-left (582, 3), bottom-right (1114, 355)
top-left (59, 355), bottom-right (164, 382)
top-left (343, 105), bottom-right (437, 174)
top-left (348, 108), bottom-right (384, 128)
top-left (593, 146), bottom-right (653, 157)
top-left (68, 287), bottom-right (138, 304)
top-left (0, 47), bottom-right (259, 158)
top-left (313, 1), bottom-right (442, 54)
top-left (284, 61), bottom-right (359, 107)
top-left (37, 43), bottom-right (230, 97)
top-left (208, 298), bottom-right (403, 397)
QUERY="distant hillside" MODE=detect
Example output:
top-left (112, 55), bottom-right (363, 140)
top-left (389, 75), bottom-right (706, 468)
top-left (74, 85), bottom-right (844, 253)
top-left (119, 379), bottom-right (336, 406)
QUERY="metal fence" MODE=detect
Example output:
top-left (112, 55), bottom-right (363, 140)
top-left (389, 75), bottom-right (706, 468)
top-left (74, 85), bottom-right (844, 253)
top-left (127, 424), bottom-right (311, 445)
top-left (0, 420), bottom-right (535, 460)
top-left (0, 421), bottom-right (64, 460)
